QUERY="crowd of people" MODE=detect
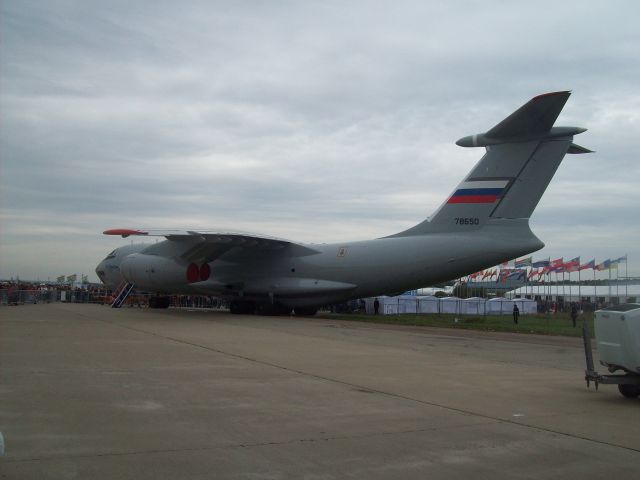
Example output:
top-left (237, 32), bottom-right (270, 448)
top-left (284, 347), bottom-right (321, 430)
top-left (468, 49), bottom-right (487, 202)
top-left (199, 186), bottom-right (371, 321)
top-left (0, 281), bottom-right (112, 305)
top-left (0, 281), bottom-right (229, 309)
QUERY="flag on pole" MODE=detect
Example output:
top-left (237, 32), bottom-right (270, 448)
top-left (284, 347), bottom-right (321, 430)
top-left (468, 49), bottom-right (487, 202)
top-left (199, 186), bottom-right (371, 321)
top-left (66, 274), bottom-right (77, 282)
top-left (515, 256), bottom-right (532, 268)
top-left (482, 269), bottom-right (493, 280)
top-left (532, 257), bottom-right (550, 268)
top-left (595, 259), bottom-right (611, 271)
top-left (579, 259), bottom-right (595, 271)
top-left (527, 268), bottom-right (539, 280)
top-left (613, 255), bottom-right (627, 263)
top-left (56, 275), bottom-right (65, 283)
top-left (498, 269), bottom-right (512, 283)
top-left (552, 265), bottom-right (567, 274)
top-left (544, 257), bottom-right (564, 273)
top-left (499, 269), bottom-right (526, 283)
top-left (564, 257), bottom-right (580, 272)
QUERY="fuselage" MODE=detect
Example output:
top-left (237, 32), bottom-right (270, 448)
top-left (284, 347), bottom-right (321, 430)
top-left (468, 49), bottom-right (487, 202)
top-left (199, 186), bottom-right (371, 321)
top-left (96, 219), bottom-right (543, 308)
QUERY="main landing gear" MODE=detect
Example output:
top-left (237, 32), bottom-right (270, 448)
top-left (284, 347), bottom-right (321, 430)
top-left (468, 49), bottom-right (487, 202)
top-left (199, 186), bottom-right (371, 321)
top-left (229, 300), bottom-right (318, 316)
top-left (148, 296), bottom-right (171, 309)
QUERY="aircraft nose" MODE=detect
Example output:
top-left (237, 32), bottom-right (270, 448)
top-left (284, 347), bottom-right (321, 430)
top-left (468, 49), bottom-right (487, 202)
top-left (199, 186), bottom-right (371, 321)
top-left (95, 260), bottom-right (107, 285)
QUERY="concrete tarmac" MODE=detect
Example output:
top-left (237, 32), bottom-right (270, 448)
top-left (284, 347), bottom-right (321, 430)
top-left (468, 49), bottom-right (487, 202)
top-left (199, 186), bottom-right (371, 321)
top-left (1, 303), bottom-right (638, 479)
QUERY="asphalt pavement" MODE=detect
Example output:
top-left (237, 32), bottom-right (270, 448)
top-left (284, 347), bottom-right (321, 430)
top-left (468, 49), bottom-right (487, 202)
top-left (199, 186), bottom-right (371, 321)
top-left (1, 303), bottom-right (638, 479)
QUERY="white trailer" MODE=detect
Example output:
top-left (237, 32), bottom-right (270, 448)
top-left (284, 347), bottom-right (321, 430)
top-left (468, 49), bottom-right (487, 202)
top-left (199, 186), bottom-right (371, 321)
top-left (583, 303), bottom-right (640, 398)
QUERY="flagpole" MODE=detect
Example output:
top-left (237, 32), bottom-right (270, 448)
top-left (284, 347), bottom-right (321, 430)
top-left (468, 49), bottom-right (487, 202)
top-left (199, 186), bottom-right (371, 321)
top-left (626, 253), bottom-right (628, 299)
top-left (593, 268), bottom-right (596, 308)
top-left (608, 266), bottom-right (611, 305)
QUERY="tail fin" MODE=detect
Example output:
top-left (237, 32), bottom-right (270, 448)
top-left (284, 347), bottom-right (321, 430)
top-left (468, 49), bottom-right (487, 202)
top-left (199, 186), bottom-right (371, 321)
top-left (395, 91), bottom-right (590, 236)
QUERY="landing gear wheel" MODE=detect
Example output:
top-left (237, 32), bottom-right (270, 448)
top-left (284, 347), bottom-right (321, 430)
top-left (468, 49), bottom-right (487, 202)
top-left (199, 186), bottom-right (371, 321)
top-left (230, 301), bottom-right (256, 314)
top-left (618, 384), bottom-right (640, 398)
top-left (256, 303), bottom-right (290, 316)
top-left (294, 306), bottom-right (318, 316)
top-left (149, 296), bottom-right (170, 309)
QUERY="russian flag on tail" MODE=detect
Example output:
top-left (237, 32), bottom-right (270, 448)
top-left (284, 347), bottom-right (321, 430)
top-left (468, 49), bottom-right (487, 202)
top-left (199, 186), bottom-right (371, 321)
top-left (447, 180), bottom-right (509, 204)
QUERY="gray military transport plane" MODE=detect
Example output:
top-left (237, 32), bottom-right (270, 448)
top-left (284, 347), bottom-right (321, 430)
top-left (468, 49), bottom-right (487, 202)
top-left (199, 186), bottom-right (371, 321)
top-left (96, 91), bottom-right (591, 314)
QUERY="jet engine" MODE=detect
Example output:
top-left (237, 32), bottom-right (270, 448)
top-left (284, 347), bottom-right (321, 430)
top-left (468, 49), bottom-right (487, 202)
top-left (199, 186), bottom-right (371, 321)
top-left (120, 253), bottom-right (211, 290)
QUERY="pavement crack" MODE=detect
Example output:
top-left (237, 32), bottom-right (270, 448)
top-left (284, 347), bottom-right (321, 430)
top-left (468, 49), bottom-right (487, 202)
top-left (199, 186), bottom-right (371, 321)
top-left (95, 317), bottom-right (640, 455)
top-left (5, 421), bottom-right (499, 463)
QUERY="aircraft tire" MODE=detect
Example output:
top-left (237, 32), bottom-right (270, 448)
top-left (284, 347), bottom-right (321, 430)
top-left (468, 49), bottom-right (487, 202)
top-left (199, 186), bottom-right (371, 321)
top-left (294, 306), bottom-right (318, 316)
top-left (618, 384), bottom-right (640, 398)
top-left (230, 300), bottom-right (255, 315)
top-left (149, 296), bottom-right (170, 309)
top-left (257, 303), bottom-right (290, 316)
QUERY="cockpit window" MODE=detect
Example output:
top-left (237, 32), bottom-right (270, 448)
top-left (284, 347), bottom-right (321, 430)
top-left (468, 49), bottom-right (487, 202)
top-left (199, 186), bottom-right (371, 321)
top-left (104, 250), bottom-right (117, 260)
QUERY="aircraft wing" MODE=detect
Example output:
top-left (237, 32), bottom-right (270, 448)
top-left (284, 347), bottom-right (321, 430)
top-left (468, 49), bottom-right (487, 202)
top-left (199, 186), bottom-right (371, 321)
top-left (103, 228), bottom-right (320, 263)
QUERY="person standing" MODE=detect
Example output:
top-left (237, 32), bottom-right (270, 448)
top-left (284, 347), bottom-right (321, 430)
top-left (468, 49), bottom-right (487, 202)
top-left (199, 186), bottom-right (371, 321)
top-left (570, 302), bottom-right (578, 328)
top-left (512, 303), bottom-right (519, 324)
top-left (374, 298), bottom-right (380, 315)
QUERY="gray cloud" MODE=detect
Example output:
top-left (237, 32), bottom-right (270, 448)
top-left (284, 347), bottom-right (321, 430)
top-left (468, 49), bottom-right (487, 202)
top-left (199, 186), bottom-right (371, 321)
top-left (1, 0), bottom-right (639, 281)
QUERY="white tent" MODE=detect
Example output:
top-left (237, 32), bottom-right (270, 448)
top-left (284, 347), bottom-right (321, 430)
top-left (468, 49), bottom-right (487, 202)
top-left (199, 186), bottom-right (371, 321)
top-left (418, 296), bottom-right (440, 313)
top-left (439, 296), bottom-right (462, 314)
top-left (486, 297), bottom-right (514, 315)
top-left (398, 295), bottom-right (420, 314)
top-left (462, 297), bottom-right (486, 315)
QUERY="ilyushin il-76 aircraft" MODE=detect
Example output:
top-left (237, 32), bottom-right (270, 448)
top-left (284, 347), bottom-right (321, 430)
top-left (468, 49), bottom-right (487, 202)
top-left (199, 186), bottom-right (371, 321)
top-left (96, 91), bottom-right (590, 314)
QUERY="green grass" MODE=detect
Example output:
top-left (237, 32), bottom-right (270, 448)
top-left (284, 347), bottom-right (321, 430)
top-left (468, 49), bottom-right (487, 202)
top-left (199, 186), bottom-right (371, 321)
top-left (317, 311), bottom-right (593, 337)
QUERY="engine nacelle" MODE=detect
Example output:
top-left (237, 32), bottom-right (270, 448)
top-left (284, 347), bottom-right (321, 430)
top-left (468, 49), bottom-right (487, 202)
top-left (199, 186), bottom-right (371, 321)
top-left (120, 254), bottom-right (209, 290)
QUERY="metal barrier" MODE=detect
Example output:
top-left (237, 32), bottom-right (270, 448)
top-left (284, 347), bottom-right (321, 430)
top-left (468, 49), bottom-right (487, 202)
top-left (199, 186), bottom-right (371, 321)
top-left (0, 289), bottom-right (227, 311)
top-left (1, 289), bottom-right (57, 305)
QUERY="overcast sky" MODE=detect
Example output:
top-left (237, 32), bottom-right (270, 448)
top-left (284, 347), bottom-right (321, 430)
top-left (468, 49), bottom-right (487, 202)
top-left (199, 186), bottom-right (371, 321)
top-left (1, 0), bottom-right (639, 282)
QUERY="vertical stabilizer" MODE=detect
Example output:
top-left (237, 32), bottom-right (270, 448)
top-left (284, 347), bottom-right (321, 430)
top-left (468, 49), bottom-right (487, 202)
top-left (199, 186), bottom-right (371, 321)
top-left (393, 92), bottom-right (589, 237)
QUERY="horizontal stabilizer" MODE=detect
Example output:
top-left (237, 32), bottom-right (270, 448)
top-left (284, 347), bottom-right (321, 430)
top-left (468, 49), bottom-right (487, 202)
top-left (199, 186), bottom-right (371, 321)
top-left (567, 142), bottom-right (593, 154)
top-left (486, 91), bottom-right (571, 138)
top-left (455, 91), bottom-right (585, 147)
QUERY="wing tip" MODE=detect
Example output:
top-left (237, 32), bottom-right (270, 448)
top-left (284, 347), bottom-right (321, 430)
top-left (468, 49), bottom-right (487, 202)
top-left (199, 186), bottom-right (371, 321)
top-left (103, 228), bottom-right (148, 237)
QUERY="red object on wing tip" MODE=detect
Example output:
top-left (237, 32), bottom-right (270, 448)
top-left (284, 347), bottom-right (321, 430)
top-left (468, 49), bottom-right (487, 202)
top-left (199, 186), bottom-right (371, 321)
top-left (103, 228), bottom-right (148, 236)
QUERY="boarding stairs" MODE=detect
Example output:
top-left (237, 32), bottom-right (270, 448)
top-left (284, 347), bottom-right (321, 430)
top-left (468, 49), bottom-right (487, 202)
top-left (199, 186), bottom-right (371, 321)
top-left (111, 281), bottom-right (134, 308)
